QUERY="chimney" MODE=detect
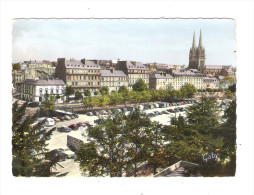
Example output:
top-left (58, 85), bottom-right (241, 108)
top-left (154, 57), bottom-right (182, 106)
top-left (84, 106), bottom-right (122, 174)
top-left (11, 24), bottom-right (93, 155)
top-left (81, 58), bottom-right (86, 64)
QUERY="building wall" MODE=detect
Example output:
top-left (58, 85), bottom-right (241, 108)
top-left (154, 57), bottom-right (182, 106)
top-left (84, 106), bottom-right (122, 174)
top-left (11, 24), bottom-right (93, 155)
top-left (25, 63), bottom-right (55, 80)
top-left (21, 83), bottom-right (65, 102)
top-left (128, 74), bottom-right (149, 90)
top-left (173, 76), bottom-right (203, 90)
top-left (101, 76), bottom-right (128, 92)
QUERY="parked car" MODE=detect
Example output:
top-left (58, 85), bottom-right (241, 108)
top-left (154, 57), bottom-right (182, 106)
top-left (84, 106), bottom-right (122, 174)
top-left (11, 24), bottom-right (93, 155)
top-left (68, 124), bottom-right (79, 130)
top-left (64, 115), bottom-right (71, 120)
top-left (77, 121), bottom-right (86, 127)
top-left (58, 126), bottom-right (71, 133)
top-left (87, 112), bottom-right (93, 116)
top-left (92, 111), bottom-right (100, 116)
top-left (72, 113), bottom-right (79, 118)
top-left (153, 111), bottom-right (159, 116)
top-left (45, 118), bottom-right (55, 126)
top-left (46, 149), bottom-right (68, 162)
top-left (70, 115), bottom-right (75, 119)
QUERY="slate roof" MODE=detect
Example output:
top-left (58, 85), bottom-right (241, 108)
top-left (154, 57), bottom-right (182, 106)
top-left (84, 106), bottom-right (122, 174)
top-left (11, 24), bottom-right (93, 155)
top-left (125, 61), bottom-right (148, 70)
top-left (101, 70), bottom-right (127, 77)
top-left (206, 65), bottom-right (233, 70)
top-left (203, 77), bottom-right (219, 82)
top-left (172, 69), bottom-right (203, 77)
top-left (149, 73), bottom-right (174, 79)
top-left (23, 79), bottom-right (65, 86)
top-left (65, 59), bottom-right (101, 70)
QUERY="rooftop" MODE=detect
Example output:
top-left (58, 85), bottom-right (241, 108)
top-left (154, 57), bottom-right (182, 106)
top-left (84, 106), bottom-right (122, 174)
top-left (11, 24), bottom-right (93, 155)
top-left (65, 59), bottom-right (101, 70)
top-left (23, 79), bottom-right (65, 86)
top-left (172, 68), bottom-right (203, 77)
top-left (149, 73), bottom-right (174, 79)
top-left (101, 70), bottom-right (127, 77)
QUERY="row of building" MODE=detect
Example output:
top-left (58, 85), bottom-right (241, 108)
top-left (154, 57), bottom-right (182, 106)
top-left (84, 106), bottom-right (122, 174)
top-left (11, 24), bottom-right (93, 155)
top-left (19, 58), bottom-right (233, 102)
top-left (15, 30), bottom-right (236, 102)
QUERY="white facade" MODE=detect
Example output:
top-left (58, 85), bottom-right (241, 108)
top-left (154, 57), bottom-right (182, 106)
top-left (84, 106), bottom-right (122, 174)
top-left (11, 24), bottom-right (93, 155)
top-left (21, 79), bottom-right (66, 102)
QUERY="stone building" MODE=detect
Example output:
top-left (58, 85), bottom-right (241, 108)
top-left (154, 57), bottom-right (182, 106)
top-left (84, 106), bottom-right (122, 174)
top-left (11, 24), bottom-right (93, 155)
top-left (172, 69), bottom-right (204, 90)
top-left (12, 70), bottom-right (25, 90)
top-left (149, 72), bottom-right (174, 90)
top-left (101, 70), bottom-right (128, 92)
top-left (202, 77), bottom-right (220, 90)
top-left (55, 58), bottom-right (101, 93)
top-left (116, 61), bottom-right (149, 90)
top-left (20, 78), bottom-right (65, 102)
top-left (24, 60), bottom-right (56, 80)
top-left (204, 65), bottom-right (235, 77)
top-left (188, 31), bottom-right (206, 74)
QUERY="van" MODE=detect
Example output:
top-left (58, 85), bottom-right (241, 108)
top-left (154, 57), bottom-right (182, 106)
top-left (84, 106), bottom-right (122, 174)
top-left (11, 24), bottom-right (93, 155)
top-left (45, 118), bottom-right (55, 126)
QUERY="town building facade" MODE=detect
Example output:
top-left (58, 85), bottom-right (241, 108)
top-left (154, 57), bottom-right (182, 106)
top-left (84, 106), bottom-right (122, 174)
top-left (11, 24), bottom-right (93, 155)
top-left (116, 61), bottom-right (149, 90)
top-left (12, 70), bottom-right (25, 90)
top-left (202, 77), bottom-right (220, 90)
top-left (21, 79), bottom-right (65, 102)
top-left (24, 61), bottom-right (56, 80)
top-left (101, 70), bottom-right (128, 92)
top-left (149, 73), bottom-right (174, 90)
top-left (55, 58), bottom-right (101, 93)
top-left (172, 69), bottom-right (204, 90)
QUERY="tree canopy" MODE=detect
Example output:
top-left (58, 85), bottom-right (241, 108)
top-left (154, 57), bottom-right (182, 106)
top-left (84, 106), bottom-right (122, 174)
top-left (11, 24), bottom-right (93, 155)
top-left (132, 79), bottom-right (147, 92)
top-left (12, 101), bottom-right (55, 176)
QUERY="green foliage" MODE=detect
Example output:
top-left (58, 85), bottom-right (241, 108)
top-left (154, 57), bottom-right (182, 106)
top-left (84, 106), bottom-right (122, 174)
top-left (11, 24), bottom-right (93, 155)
top-left (40, 93), bottom-right (56, 117)
top-left (225, 90), bottom-right (233, 99)
top-left (228, 84), bottom-right (236, 93)
top-left (100, 86), bottom-right (109, 96)
top-left (82, 96), bottom-right (97, 109)
top-left (94, 91), bottom-right (99, 96)
top-left (12, 63), bottom-right (21, 70)
top-left (223, 100), bottom-right (236, 129)
top-left (75, 90), bottom-right (83, 100)
top-left (180, 83), bottom-right (197, 98)
top-left (12, 101), bottom-right (55, 176)
top-left (109, 91), bottom-right (124, 105)
top-left (65, 85), bottom-right (74, 97)
top-left (84, 89), bottom-right (91, 97)
top-left (56, 94), bottom-right (61, 99)
top-left (97, 95), bottom-right (110, 107)
top-left (187, 97), bottom-right (219, 132)
top-left (118, 85), bottom-right (129, 94)
top-left (132, 79), bottom-right (147, 92)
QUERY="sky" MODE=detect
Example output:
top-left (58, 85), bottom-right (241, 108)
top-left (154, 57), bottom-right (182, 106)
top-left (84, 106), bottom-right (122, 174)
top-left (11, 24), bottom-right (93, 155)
top-left (12, 19), bottom-right (236, 66)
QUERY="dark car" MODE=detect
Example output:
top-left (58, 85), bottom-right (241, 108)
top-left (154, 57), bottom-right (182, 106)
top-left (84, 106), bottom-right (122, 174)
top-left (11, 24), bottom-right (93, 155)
top-left (68, 124), bottom-right (79, 130)
top-left (58, 126), bottom-right (71, 132)
top-left (72, 113), bottom-right (79, 118)
top-left (46, 149), bottom-right (68, 162)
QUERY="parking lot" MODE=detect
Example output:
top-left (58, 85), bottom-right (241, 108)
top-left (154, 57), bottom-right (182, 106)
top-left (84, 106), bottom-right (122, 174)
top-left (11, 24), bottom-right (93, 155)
top-left (45, 99), bottom-right (230, 176)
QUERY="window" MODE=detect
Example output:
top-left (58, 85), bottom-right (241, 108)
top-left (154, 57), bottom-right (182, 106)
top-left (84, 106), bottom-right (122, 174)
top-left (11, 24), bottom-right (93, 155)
top-left (51, 88), bottom-right (54, 94)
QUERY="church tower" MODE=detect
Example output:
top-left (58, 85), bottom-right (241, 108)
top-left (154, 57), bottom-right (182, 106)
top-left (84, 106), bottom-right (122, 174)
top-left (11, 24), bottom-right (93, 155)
top-left (188, 30), bottom-right (206, 73)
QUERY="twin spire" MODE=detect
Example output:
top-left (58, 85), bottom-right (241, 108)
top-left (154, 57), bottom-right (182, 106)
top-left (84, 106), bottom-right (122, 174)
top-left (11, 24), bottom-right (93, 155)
top-left (192, 29), bottom-right (203, 49)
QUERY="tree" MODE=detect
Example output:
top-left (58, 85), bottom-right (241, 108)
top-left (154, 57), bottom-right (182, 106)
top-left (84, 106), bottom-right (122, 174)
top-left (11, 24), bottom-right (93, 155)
top-left (109, 91), bottom-right (124, 105)
top-left (40, 93), bottom-right (56, 117)
top-left (75, 90), bottom-right (83, 100)
top-left (82, 96), bottom-right (97, 109)
top-left (225, 90), bottom-right (233, 99)
top-left (12, 101), bottom-right (55, 176)
top-left (12, 63), bottom-right (21, 70)
top-left (158, 88), bottom-right (168, 101)
top-left (180, 83), bottom-right (197, 98)
top-left (228, 84), bottom-right (236, 93)
top-left (76, 112), bottom-right (128, 177)
top-left (97, 95), bottom-right (110, 107)
top-left (100, 86), bottom-right (109, 96)
top-left (94, 91), bottom-right (99, 96)
top-left (84, 89), bottom-right (91, 97)
top-left (223, 100), bottom-right (236, 129)
top-left (187, 97), bottom-right (220, 133)
top-left (118, 85), bottom-right (129, 94)
top-left (65, 85), bottom-right (74, 97)
top-left (132, 79), bottom-right (147, 92)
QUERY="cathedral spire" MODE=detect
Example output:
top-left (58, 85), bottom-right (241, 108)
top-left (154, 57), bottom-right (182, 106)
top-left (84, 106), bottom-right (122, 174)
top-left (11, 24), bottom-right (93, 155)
top-left (198, 29), bottom-right (203, 47)
top-left (192, 31), bottom-right (196, 49)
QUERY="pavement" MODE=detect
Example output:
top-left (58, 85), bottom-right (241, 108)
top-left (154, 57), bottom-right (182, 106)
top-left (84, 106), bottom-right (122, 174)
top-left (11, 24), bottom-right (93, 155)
top-left (45, 101), bottom-right (229, 177)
